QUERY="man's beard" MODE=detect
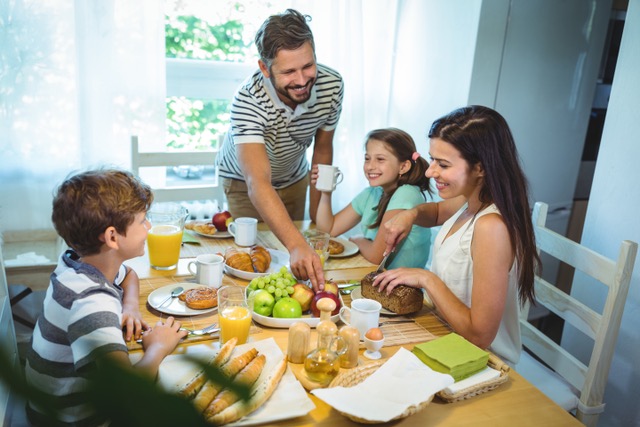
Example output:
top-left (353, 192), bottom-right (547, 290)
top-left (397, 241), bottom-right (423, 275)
top-left (271, 75), bottom-right (316, 107)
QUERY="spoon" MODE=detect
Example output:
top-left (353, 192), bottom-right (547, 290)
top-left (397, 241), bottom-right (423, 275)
top-left (157, 286), bottom-right (184, 308)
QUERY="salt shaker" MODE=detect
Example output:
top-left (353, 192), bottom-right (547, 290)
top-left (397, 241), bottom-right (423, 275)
top-left (287, 321), bottom-right (311, 364)
top-left (338, 325), bottom-right (360, 369)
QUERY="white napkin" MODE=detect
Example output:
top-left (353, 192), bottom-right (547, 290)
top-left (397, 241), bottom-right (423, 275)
top-left (312, 348), bottom-right (454, 423)
top-left (442, 366), bottom-right (501, 394)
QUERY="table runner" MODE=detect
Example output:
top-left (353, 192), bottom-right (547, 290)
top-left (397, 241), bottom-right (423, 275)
top-left (180, 229), bottom-right (376, 270)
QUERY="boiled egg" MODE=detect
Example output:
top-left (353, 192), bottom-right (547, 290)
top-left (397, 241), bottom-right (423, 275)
top-left (365, 327), bottom-right (383, 341)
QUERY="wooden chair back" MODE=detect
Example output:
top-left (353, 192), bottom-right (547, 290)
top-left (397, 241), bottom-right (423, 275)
top-left (519, 202), bottom-right (637, 426)
top-left (131, 135), bottom-right (224, 203)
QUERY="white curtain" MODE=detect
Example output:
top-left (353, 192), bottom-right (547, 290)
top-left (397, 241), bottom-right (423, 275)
top-left (297, 0), bottom-right (400, 215)
top-left (0, 0), bottom-right (400, 232)
top-left (0, 0), bottom-right (166, 231)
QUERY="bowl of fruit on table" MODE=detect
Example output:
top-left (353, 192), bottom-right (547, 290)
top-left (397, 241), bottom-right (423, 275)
top-left (246, 267), bottom-right (343, 328)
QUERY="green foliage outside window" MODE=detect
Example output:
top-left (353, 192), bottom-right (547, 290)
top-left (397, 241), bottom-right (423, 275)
top-left (165, 15), bottom-right (252, 151)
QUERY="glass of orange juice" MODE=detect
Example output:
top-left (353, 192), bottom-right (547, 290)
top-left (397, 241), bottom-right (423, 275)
top-left (147, 202), bottom-right (188, 270)
top-left (303, 229), bottom-right (330, 268)
top-left (218, 285), bottom-right (254, 345)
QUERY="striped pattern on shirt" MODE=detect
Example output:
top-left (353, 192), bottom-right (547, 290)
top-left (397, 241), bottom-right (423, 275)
top-left (216, 63), bottom-right (344, 189)
top-left (25, 250), bottom-right (127, 426)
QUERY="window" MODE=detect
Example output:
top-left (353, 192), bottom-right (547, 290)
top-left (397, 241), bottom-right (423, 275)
top-left (164, 1), bottom-right (285, 152)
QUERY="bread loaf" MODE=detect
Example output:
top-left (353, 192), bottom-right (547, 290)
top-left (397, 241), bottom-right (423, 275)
top-left (360, 272), bottom-right (423, 315)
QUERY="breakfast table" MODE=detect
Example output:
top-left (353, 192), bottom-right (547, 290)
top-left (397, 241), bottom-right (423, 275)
top-left (124, 223), bottom-right (581, 427)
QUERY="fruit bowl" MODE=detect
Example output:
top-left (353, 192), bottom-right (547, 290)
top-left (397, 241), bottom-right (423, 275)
top-left (251, 292), bottom-right (344, 328)
top-left (251, 304), bottom-right (342, 328)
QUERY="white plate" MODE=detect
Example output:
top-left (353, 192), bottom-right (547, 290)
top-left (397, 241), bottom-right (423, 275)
top-left (147, 283), bottom-right (218, 316)
top-left (187, 228), bottom-right (232, 239)
top-left (350, 287), bottom-right (401, 316)
top-left (329, 237), bottom-right (359, 258)
top-left (252, 293), bottom-right (344, 328)
top-left (224, 249), bottom-right (290, 280)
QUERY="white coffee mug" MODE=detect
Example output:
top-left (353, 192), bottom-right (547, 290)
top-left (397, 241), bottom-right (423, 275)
top-left (339, 298), bottom-right (382, 339)
top-left (228, 217), bottom-right (258, 247)
top-left (316, 164), bottom-right (344, 192)
top-left (188, 254), bottom-right (224, 288)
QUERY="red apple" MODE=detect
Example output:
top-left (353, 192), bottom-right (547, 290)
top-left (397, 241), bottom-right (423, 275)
top-left (212, 210), bottom-right (232, 231)
top-left (291, 283), bottom-right (315, 312)
top-left (310, 291), bottom-right (341, 317)
top-left (322, 281), bottom-right (339, 296)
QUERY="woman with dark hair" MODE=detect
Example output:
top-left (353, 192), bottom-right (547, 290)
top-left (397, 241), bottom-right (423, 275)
top-left (373, 106), bottom-right (539, 365)
top-left (312, 128), bottom-right (433, 269)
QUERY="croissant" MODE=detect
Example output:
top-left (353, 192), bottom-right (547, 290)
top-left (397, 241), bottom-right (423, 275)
top-left (225, 248), bottom-right (254, 272)
top-left (250, 246), bottom-right (271, 273)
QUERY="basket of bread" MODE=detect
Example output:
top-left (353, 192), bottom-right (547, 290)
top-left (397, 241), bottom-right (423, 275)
top-left (159, 338), bottom-right (313, 425)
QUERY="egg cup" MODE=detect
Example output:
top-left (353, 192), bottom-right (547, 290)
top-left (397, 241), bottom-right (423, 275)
top-left (363, 336), bottom-right (384, 360)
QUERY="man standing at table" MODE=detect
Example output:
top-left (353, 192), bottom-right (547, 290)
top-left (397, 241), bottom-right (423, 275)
top-left (216, 9), bottom-right (344, 290)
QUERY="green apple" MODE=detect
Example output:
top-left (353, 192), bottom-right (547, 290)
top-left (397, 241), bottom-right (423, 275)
top-left (272, 297), bottom-right (303, 318)
top-left (251, 289), bottom-right (275, 317)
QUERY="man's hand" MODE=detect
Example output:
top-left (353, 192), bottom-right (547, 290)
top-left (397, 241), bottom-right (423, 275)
top-left (382, 208), bottom-right (418, 255)
top-left (288, 243), bottom-right (325, 292)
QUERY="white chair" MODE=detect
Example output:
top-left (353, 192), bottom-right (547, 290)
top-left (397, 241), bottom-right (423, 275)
top-left (1, 242), bottom-right (23, 426)
top-left (517, 202), bottom-right (637, 426)
top-left (131, 135), bottom-right (225, 204)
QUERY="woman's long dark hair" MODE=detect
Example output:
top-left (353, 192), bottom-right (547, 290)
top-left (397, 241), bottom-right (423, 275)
top-left (428, 106), bottom-right (539, 306)
top-left (366, 128), bottom-right (432, 229)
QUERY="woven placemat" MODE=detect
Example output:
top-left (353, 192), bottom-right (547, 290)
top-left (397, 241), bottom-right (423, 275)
top-left (374, 321), bottom-right (436, 348)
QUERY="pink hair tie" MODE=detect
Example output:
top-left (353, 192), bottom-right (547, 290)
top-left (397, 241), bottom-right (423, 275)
top-left (411, 152), bottom-right (420, 162)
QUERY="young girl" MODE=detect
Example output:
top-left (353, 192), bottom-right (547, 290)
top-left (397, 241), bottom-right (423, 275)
top-left (373, 106), bottom-right (540, 365)
top-left (312, 128), bottom-right (432, 269)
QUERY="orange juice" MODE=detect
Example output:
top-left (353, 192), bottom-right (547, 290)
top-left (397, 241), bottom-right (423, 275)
top-left (147, 225), bottom-right (183, 269)
top-left (219, 306), bottom-right (252, 344)
top-left (315, 249), bottom-right (328, 267)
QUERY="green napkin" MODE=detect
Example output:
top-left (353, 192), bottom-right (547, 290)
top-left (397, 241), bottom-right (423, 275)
top-left (182, 233), bottom-right (200, 244)
top-left (412, 333), bottom-right (489, 382)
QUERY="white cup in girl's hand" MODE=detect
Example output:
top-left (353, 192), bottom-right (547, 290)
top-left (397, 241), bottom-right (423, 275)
top-left (316, 164), bottom-right (344, 192)
top-left (228, 217), bottom-right (258, 247)
top-left (339, 298), bottom-right (382, 339)
top-left (188, 253), bottom-right (224, 288)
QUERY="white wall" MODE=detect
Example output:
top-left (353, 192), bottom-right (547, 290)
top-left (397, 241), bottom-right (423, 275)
top-left (563, 1), bottom-right (640, 425)
top-left (389, 0), bottom-right (482, 143)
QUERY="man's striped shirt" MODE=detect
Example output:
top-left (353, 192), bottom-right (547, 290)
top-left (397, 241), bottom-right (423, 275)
top-left (216, 63), bottom-right (344, 189)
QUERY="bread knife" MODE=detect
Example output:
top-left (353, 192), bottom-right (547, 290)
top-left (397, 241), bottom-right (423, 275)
top-left (374, 251), bottom-right (392, 274)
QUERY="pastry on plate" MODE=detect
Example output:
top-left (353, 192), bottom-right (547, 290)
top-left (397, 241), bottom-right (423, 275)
top-left (185, 220), bottom-right (217, 236)
top-left (179, 287), bottom-right (218, 310)
top-left (225, 246), bottom-right (271, 273)
top-left (328, 238), bottom-right (345, 255)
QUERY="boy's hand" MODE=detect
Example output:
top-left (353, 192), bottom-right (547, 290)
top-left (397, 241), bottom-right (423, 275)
top-left (122, 304), bottom-right (149, 342)
top-left (141, 317), bottom-right (188, 355)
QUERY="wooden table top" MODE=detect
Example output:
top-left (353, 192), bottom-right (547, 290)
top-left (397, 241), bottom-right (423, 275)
top-left (127, 258), bottom-right (579, 427)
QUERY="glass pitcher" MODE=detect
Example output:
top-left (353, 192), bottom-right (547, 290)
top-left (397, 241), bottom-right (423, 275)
top-left (146, 202), bottom-right (188, 270)
top-left (304, 329), bottom-right (347, 386)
